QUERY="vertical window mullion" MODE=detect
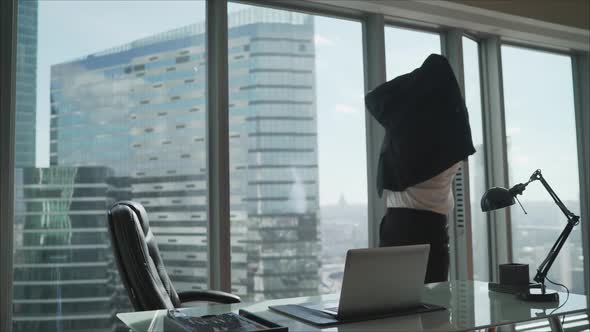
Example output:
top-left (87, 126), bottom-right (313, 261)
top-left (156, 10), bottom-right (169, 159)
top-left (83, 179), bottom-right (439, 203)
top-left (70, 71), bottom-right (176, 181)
top-left (463, 35), bottom-right (492, 282)
top-left (441, 29), bottom-right (475, 282)
top-left (572, 51), bottom-right (590, 301)
top-left (207, 0), bottom-right (232, 292)
top-left (0, 0), bottom-right (16, 331)
top-left (362, 14), bottom-right (386, 248)
top-left (480, 36), bottom-right (512, 282)
top-left (477, 38), bottom-right (495, 282)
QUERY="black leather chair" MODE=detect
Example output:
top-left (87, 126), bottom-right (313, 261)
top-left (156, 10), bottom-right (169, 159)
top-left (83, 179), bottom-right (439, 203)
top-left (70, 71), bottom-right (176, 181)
top-left (107, 201), bottom-right (240, 311)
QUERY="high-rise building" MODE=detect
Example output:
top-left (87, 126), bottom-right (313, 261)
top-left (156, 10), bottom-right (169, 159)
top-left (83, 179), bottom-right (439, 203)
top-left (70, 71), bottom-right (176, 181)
top-left (48, 20), bottom-right (230, 297)
top-left (227, 9), bottom-right (320, 301)
top-left (47, 4), bottom-right (318, 303)
top-left (12, 167), bottom-right (128, 332)
top-left (15, 0), bottom-right (38, 167)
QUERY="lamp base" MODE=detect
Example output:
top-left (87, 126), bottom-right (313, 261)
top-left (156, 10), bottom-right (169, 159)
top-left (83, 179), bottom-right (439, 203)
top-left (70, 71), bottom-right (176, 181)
top-left (489, 282), bottom-right (560, 304)
top-left (518, 291), bottom-right (559, 302)
top-left (488, 282), bottom-right (531, 295)
top-left (520, 282), bottom-right (560, 303)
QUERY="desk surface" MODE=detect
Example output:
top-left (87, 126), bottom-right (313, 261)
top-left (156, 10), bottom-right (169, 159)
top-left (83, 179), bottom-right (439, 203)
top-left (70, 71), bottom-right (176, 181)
top-left (117, 280), bottom-right (588, 331)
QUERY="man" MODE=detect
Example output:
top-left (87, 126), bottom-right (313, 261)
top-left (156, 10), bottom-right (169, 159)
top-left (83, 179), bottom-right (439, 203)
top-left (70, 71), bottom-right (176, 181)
top-left (365, 54), bottom-right (475, 283)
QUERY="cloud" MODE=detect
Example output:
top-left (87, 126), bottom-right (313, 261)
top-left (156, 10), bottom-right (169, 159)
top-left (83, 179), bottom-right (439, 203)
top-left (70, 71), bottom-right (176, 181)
top-left (314, 34), bottom-right (334, 46)
top-left (334, 104), bottom-right (358, 114)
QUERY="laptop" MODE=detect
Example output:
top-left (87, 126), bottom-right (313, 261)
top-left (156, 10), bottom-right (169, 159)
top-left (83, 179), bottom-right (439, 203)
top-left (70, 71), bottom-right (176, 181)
top-left (269, 244), bottom-right (444, 325)
top-left (320, 244), bottom-right (431, 319)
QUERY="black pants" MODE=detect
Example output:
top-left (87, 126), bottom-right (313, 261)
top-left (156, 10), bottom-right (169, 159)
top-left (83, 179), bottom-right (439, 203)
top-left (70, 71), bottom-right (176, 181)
top-left (379, 208), bottom-right (449, 284)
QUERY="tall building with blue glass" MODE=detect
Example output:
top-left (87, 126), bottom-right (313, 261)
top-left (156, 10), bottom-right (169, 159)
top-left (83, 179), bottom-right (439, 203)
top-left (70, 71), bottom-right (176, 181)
top-left (13, 7), bottom-right (321, 332)
top-left (15, 0), bottom-right (38, 166)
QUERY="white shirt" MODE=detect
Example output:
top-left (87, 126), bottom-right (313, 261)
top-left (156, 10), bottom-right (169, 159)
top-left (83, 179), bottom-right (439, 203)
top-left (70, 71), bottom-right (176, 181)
top-left (384, 163), bottom-right (461, 215)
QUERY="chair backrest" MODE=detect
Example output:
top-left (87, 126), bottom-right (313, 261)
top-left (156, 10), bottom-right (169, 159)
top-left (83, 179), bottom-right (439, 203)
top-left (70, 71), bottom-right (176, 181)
top-left (107, 201), bottom-right (181, 311)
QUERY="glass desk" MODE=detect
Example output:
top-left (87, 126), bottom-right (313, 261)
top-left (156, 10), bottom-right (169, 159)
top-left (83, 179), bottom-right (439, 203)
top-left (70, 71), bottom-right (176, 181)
top-left (117, 280), bottom-right (588, 331)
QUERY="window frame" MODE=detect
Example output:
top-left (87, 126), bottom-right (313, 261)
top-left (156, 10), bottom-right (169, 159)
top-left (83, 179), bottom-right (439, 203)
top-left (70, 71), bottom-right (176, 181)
top-left (441, 29), bottom-right (475, 282)
top-left (0, 0), bottom-right (17, 330)
top-left (572, 51), bottom-right (590, 306)
top-left (207, 0), bottom-right (231, 292)
top-left (462, 34), bottom-right (494, 281)
top-left (2, 1), bottom-right (589, 329)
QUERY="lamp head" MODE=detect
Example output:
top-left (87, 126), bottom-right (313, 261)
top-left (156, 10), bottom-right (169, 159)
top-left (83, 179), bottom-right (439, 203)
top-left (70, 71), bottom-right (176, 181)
top-left (481, 187), bottom-right (516, 212)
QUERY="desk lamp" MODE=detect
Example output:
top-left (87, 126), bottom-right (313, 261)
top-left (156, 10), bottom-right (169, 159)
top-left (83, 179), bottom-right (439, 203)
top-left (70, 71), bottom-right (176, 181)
top-left (481, 169), bottom-right (580, 302)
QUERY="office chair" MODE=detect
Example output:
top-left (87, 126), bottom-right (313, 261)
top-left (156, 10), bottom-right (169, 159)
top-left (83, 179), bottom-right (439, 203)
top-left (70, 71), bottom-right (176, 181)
top-left (107, 201), bottom-right (241, 311)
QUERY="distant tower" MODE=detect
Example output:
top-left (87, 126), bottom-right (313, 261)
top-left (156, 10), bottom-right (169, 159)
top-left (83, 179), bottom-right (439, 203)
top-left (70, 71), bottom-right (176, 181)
top-left (15, 0), bottom-right (38, 166)
top-left (338, 194), bottom-right (348, 206)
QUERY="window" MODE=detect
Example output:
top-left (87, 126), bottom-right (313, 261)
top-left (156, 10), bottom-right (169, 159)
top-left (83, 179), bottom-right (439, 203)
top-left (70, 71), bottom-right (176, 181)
top-left (6, 1), bottom-right (588, 330)
top-left (385, 26), bottom-right (441, 80)
top-left (462, 36), bottom-right (489, 281)
top-left (228, 3), bottom-right (367, 301)
top-left (12, 1), bottom-right (207, 331)
top-left (502, 45), bottom-right (584, 294)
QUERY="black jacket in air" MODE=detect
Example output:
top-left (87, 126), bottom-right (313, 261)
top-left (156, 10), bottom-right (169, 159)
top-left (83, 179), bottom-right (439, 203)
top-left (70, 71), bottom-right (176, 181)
top-left (365, 54), bottom-right (476, 196)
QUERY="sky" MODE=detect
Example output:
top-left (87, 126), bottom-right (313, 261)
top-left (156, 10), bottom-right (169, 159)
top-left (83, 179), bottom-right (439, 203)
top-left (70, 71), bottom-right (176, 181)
top-left (32, 0), bottom-right (581, 207)
top-left (502, 45), bottom-right (580, 204)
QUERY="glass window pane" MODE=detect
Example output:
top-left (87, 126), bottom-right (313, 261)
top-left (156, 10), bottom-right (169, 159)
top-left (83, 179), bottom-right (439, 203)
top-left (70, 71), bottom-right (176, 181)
top-left (228, 3), bottom-right (367, 301)
top-left (503, 45), bottom-right (584, 294)
top-left (385, 26), bottom-right (441, 80)
top-left (463, 37), bottom-right (489, 281)
top-left (13, 1), bottom-right (207, 331)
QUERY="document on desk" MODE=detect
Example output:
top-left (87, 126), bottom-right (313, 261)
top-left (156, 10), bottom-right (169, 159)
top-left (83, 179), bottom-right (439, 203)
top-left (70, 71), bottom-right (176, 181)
top-left (268, 303), bottom-right (445, 327)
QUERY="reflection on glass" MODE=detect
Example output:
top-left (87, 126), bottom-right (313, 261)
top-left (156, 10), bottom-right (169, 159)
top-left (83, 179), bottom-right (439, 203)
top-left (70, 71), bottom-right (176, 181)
top-left (462, 37), bottom-right (488, 281)
top-left (12, 1), bottom-right (207, 331)
top-left (227, 3), bottom-right (368, 301)
top-left (385, 26), bottom-right (441, 80)
top-left (502, 45), bottom-right (584, 294)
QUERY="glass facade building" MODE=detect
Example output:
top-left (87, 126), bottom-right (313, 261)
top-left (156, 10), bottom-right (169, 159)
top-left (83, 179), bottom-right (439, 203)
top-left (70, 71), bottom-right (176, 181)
top-left (12, 167), bottom-right (128, 332)
top-left (15, 0), bottom-right (37, 167)
top-left (48, 21), bottom-right (218, 294)
top-left (227, 8), bottom-right (320, 301)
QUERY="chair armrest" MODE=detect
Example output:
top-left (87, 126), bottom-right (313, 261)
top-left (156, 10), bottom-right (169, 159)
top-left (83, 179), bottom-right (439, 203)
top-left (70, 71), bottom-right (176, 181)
top-left (178, 290), bottom-right (241, 304)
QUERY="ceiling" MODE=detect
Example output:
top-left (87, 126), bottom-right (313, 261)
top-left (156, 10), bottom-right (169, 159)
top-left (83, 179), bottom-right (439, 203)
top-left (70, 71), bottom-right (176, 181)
top-left (451, 0), bottom-right (590, 30)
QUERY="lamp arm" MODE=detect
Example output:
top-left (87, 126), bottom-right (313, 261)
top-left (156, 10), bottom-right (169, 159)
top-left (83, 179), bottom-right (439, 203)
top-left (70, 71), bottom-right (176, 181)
top-left (533, 221), bottom-right (575, 285)
top-left (526, 170), bottom-right (580, 288)
top-left (530, 170), bottom-right (579, 222)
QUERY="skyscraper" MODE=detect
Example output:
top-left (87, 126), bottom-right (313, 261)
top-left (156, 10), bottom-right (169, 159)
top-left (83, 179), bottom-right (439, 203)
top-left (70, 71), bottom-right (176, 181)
top-left (227, 8), bottom-right (320, 301)
top-left (49, 7), bottom-right (320, 301)
top-left (15, 0), bottom-right (38, 166)
top-left (49, 20), bottom-right (225, 297)
top-left (14, 7), bottom-right (320, 331)
top-left (12, 167), bottom-right (126, 332)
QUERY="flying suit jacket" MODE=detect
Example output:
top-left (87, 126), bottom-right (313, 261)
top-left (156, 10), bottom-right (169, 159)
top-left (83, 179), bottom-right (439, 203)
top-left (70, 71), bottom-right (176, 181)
top-left (365, 54), bottom-right (476, 197)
